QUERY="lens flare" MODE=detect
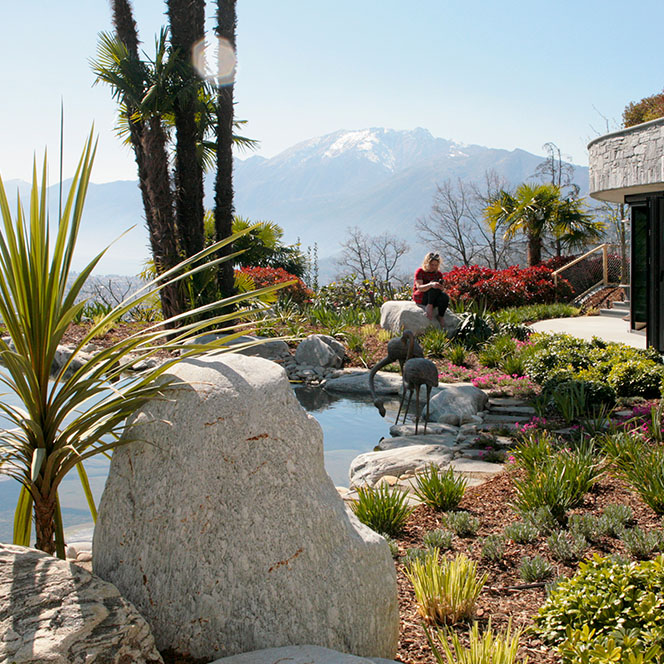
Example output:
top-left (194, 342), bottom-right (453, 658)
top-left (192, 35), bottom-right (236, 86)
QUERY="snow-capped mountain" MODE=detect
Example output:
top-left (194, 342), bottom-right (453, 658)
top-left (230, 127), bottom-right (589, 259)
top-left (4, 128), bottom-right (590, 277)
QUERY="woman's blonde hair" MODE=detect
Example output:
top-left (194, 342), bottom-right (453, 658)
top-left (422, 251), bottom-right (441, 271)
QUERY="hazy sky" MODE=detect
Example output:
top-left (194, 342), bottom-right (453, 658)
top-left (2, 0), bottom-right (663, 184)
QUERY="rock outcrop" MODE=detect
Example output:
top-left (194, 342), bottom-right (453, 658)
top-left (0, 543), bottom-right (163, 664)
top-left (210, 644), bottom-right (399, 664)
top-left (295, 333), bottom-right (346, 368)
top-left (93, 353), bottom-right (398, 661)
top-left (380, 301), bottom-right (460, 336)
top-left (428, 383), bottom-right (489, 425)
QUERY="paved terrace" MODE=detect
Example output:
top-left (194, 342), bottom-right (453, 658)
top-left (530, 315), bottom-right (646, 349)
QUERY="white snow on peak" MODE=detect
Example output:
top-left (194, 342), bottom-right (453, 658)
top-left (323, 129), bottom-right (396, 170)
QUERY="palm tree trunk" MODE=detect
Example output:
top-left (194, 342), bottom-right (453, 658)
top-left (111, 0), bottom-right (185, 324)
top-left (142, 118), bottom-right (185, 320)
top-left (167, 0), bottom-right (206, 263)
top-left (527, 232), bottom-right (542, 266)
top-left (215, 0), bottom-right (237, 300)
top-left (34, 492), bottom-right (56, 555)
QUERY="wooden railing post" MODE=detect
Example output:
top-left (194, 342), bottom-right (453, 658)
top-left (602, 244), bottom-right (609, 286)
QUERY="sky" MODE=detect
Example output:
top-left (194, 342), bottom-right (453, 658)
top-left (1, 0), bottom-right (663, 185)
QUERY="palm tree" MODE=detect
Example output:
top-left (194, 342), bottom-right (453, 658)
top-left (0, 136), bottom-right (283, 557)
top-left (484, 183), bottom-right (604, 266)
top-left (215, 0), bottom-right (238, 300)
top-left (94, 0), bottom-right (258, 319)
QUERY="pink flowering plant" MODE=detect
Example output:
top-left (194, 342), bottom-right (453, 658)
top-left (471, 372), bottom-right (540, 398)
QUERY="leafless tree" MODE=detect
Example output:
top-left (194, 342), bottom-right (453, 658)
top-left (533, 142), bottom-right (579, 197)
top-left (336, 227), bottom-right (410, 284)
top-left (417, 172), bottom-right (521, 269)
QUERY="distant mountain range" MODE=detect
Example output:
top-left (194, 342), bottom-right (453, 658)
top-left (3, 127), bottom-right (589, 278)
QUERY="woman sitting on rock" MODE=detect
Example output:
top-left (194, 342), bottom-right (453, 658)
top-left (413, 251), bottom-right (449, 327)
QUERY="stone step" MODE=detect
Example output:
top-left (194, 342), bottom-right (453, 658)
top-left (488, 397), bottom-right (530, 407)
top-left (486, 404), bottom-right (536, 415)
top-left (611, 300), bottom-right (630, 311)
top-left (477, 421), bottom-right (519, 432)
top-left (482, 413), bottom-right (531, 424)
top-left (599, 308), bottom-right (628, 318)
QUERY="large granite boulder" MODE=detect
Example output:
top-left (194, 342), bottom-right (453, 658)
top-left (324, 369), bottom-right (403, 394)
top-left (211, 644), bottom-right (398, 664)
top-left (0, 543), bottom-right (162, 664)
top-left (349, 444), bottom-right (454, 488)
top-left (295, 334), bottom-right (346, 368)
top-left (93, 354), bottom-right (398, 661)
top-left (428, 383), bottom-right (489, 426)
top-left (380, 301), bottom-right (460, 336)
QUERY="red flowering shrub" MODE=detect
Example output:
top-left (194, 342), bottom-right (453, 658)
top-left (237, 266), bottom-right (313, 304)
top-left (440, 264), bottom-right (573, 309)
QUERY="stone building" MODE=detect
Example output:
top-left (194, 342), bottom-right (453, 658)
top-left (589, 117), bottom-right (664, 351)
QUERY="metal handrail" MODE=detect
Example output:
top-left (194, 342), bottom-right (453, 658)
top-left (553, 243), bottom-right (611, 288)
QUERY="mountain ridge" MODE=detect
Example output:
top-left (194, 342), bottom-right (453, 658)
top-left (4, 128), bottom-right (590, 276)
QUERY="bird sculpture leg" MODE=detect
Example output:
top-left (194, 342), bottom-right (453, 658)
top-left (424, 384), bottom-right (432, 435)
top-left (414, 384), bottom-right (421, 435)
top-left (402, 386), bottom-right (414, 425)
top-left (395, 382), bottom-right (407, 424)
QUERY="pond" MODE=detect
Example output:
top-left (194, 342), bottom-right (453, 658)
top-left (0, 384), bottom-right (396, 544)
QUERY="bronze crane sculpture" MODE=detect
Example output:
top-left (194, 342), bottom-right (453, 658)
top-left (395, 334), bottom-right (439, 434)
top-left (369, 329), bottom-right (423, 417)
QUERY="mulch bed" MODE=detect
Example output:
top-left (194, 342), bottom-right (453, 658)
top-left (393, 471), bottom-right (661, 664)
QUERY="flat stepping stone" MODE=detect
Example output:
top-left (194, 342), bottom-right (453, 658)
top-left (389, 422), bottom-right (458, 437)
top-left (487, 404), bottom-right (536, 415)
top-left (483, 413), bottom-right (531, 424)
top-left (448, 457), bottom-right (503, 478)
top-left (377, 434), bottom-right (460, 451)
top-left (477, 421), bottom-right (519, 431)
top-left (488, 397), bottom-right (531, 406)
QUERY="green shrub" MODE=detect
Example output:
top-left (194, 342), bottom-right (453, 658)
top-left (447, 343), bottom-right (469, 367)
top-left (412, 465), bottom-right (467, 511)
top-left (569, 513), bottom-right (608, 544)
top-left (443, 511), bottom-right (480, 537)
top-left (423, 529), bottom-right (454, 551)
top-left (542, 378), bottom-right (616, 419)
top-left (426, 619), bottom-right (526, 664)
top-left (608, 360), bottom-right (664, 398)
top-left (480, 534), bottom-right (505, 562)
top-left (350, 485), bottom-right (414, 536)
top-left (420, 328), bottom-right (451, 357)
top-left (405, 550), bottom-right (488, 624)
top-left (523, 506), bottom-right (557, 535)
top-left (602, 503), bottom-right (633, 536)
top-left (519, 554), bottom-right (554, 582)
top-left (478, 335), bottom-right (517, 369)
top-left (512, 443), bottom-right (604, 523)
top-left (403, 547), bottom-right (428, 566)
top-left (503, 521), bottom-right (539, 544)
top-left (493, 303), bottom-right (580, 325)
top-left (512, 430), bottom-right (556, 476)
top-left (557, 624), bottom-right (663, 664)
top-left (534, 555), bottom-right (664, 657)
top-left (547, 530), bottom-right (588, 563)
top-left (603, 432), bottom-right (664, 514)
top-left (621, 527), bottom-right (662, 560)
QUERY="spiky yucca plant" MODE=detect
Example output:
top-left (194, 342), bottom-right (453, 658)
top-left (406, 550), bottom-right (488, 624)
top-left (426, 619), bottom-right (527, 664)
top-left (0, 133), bottom-right (284, 557)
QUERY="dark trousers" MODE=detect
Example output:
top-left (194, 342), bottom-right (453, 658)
top-left (421, 289), bottom-right (449, 316)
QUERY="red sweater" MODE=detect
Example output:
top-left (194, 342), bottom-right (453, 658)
top-left (413, 268), bottom-right (443, 304)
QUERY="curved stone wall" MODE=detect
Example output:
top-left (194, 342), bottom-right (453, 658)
top-left (588, 117), bottom-right (664, 202)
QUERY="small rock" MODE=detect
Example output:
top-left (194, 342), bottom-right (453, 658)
top-left (76, 551), bottom-right (93, 563)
